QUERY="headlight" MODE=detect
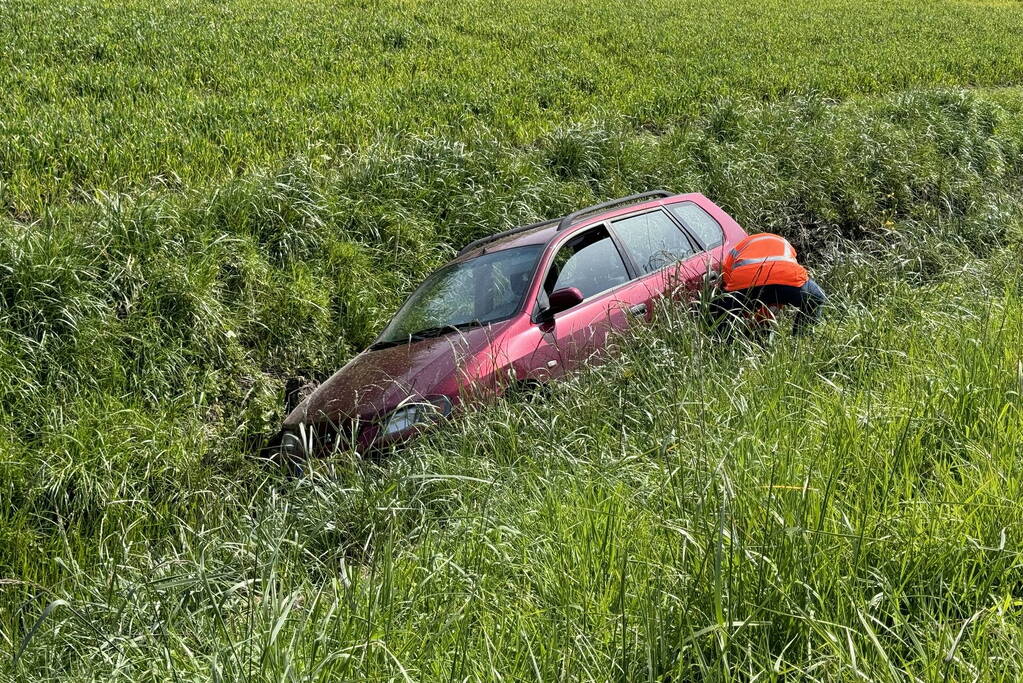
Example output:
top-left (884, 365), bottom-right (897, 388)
top-left (427, 394), bottom-right (453, 416)
top-left (279, 431), bottom-right (306, 459)
top-left (381, 395), bottom-right (452, 437)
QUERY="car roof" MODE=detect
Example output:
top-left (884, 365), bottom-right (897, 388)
top-left (452, 191), bottom-right (709, 263)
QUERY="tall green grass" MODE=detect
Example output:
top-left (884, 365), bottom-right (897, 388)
top-left (3, 242), bottom-right (1021, 680)
top-left (2, 91), bottom-right (1020, 542)
top-left (4, 0), bottom-right (1023, 213)
top-left (1, 87), bottom-right (1022, 679)
top-left (3, 3), bottom-right (1023, 672)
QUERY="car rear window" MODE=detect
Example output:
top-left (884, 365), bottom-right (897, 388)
top-left (667, 202), bottom-right (725, 249)
top-left (611, 210), bottom-right (696, 275)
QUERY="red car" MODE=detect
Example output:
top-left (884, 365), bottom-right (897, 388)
top-left (275, 190), bottom-right (748, 461)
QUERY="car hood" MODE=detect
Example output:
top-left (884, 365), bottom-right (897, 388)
top-left (283, 323), bottom-right (507, 427)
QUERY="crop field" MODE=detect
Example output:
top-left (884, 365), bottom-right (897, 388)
top-left (5, 0), bottom-right (1023, 213)
top-left (2, 0), bottom-right (1023, 680)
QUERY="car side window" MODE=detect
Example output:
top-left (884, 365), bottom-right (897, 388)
top-left (667, 202), bottom-right (725, 249)
top-left (543, 226), bottom-right (629, 300)
top-left (611, 210), bottom-right (696, 275)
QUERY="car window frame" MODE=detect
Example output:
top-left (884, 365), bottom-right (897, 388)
top-left (605, 208), bottom-right (702, 279)
top-left (531, 223), bottom-right (637, 321)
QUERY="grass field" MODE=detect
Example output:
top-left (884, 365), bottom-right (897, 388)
top-left (4, 0), bottom-right (1023, 212)
top-left (2, 0), bottom-right (1023, 679)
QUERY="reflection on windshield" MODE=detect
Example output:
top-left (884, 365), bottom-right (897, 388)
top-left (375, 245), bottom-right (543, 346)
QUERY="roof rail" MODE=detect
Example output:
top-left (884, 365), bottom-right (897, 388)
top-left (456, 216), bottom-right (561, 257)
top-left (556, 189), bottom-right (672, 231)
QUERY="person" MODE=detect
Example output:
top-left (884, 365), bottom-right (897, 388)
top-left (711, 232), bottom-right (826, 336)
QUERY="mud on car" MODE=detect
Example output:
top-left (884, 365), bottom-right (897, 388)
top-left (273, 190), bottom-right (749, 463)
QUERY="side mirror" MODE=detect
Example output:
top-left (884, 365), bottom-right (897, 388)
top-left (539, 287), bottom-right (584, 322)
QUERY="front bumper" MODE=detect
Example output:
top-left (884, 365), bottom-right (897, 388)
top-left (269, 416), bottom-right (431, 463)
top-left (271, 396), bottom-right (456, 463)
top-left (273, 418), bottom-right (374, 459)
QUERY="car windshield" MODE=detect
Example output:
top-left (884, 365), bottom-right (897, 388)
top-left (375, 245), bottom-right (543, 346)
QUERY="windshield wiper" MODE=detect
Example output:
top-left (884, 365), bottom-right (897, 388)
top-left (408, 320), bottom-right (486, 340)
top-left (370, 320), bottom-right (486, 350)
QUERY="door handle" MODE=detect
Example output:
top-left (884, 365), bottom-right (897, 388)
top-left (628, 303), bottom-right (647, 316)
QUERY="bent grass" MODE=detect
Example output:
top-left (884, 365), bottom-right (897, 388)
top-left (2, 2), bottom-right (1023, 676)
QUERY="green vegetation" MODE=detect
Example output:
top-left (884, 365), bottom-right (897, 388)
top-left (2, 0), bottom-right (1023, 679)
top-left (4, 0), bottom-right (1023, 212)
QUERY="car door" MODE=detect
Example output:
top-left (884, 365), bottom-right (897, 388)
top-left (513, 225), bottom-right (648, 380)
top-left (607, 208), bottom-right (705, 313)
